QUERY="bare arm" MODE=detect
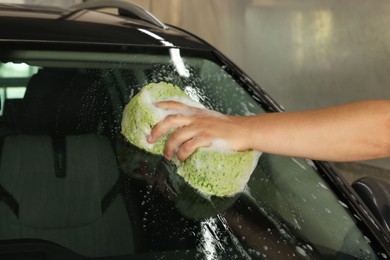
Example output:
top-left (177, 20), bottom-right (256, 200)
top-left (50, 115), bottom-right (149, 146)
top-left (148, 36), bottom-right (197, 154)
top-left (148, 100), bottom-right (390, 162)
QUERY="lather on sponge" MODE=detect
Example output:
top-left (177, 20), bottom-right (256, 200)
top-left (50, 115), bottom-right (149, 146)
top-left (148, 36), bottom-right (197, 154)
top-left (121, 82), bottom-right (261, 197)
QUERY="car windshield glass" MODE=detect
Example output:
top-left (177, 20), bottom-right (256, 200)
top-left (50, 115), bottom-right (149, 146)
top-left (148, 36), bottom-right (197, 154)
top-left (0, 49), bottom-right (380, 259)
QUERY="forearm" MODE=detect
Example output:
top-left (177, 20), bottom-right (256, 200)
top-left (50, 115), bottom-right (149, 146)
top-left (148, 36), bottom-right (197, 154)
top-left (242, 100), bottom-right (390, 161)
top-left (149, 100), bottom-right (390, 162)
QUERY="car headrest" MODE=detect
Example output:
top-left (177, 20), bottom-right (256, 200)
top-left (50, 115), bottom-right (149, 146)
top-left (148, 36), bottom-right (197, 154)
top-left (21, 68), bottom-right (110, 135)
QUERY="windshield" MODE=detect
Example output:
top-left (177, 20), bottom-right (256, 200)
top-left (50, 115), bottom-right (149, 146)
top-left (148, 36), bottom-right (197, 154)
top-left (0, 49), bottom-right (381, 259)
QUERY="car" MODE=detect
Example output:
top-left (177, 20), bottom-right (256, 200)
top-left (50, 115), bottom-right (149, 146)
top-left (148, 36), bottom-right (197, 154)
top-left (0, 1), bottom-right (389, 259)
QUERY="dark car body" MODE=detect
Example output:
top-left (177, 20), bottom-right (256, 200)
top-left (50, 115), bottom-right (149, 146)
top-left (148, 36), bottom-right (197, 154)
top-left (0, 1), bottom-right (389, 259)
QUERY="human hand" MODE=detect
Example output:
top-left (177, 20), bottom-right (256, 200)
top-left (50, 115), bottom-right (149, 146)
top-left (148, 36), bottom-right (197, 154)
top-left (147, 101), bottom-right (251, 161)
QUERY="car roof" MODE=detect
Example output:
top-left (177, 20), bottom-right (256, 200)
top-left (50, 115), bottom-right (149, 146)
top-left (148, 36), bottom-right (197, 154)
top-left (0, 1), bottom-right (209, 49)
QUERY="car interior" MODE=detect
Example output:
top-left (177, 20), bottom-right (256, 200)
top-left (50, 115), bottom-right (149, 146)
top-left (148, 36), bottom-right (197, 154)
top-left (0, 57), bottom-right (207, 259)
top-left (0, 66), bottom-right (138, 257)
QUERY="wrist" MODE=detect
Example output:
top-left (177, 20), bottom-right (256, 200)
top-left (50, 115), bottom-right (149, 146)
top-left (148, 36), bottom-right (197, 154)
top-left (231, 115), bottom-right (256, 151)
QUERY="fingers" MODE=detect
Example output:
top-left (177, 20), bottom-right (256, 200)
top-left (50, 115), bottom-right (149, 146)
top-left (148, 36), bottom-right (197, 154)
top-left (147, 113), bottom-right (214, 161)
top-left (154, 101), bottom-right (190, 111)
top-left (164, 126), bottom-right (211, 160)
top-left (176, 135), bottom-right (212, 161)
top-left (147, 101), bottom-right (216, 161)
top-left (147, 101), bottom-right (194, 143)
top-left (148, 114), bottom-right (192, 143)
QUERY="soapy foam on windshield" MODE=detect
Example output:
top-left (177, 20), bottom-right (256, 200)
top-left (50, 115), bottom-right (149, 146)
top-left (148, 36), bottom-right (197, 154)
top-left (121, 82), bottom-right (261, 197)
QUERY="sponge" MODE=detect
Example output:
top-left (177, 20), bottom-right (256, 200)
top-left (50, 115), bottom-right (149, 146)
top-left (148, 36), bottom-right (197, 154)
top-left (121, 82), bottom-right (261, 197)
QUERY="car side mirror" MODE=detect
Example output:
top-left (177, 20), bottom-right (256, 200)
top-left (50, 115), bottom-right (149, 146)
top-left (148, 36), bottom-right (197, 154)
top-left (352, 176), bottom-right (390, 233)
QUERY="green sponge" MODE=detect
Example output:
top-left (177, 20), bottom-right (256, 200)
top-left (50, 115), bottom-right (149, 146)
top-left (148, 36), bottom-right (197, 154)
top-left (121, 82), bottom-right (260, 197)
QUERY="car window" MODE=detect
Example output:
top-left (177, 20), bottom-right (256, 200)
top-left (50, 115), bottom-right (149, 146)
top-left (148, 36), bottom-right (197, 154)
top-left (0, 62), bottom-right (36, 116)
top-left (0, 50), bottom-right (382, 259)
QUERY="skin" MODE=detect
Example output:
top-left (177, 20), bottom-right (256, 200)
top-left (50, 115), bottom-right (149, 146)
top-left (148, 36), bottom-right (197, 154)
top-left (147, 100), bottom-right (390, 162)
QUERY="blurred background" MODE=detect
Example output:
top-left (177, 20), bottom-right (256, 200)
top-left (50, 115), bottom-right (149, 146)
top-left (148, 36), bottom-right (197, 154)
top-left (2, 0), bottom-right (390, 181)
